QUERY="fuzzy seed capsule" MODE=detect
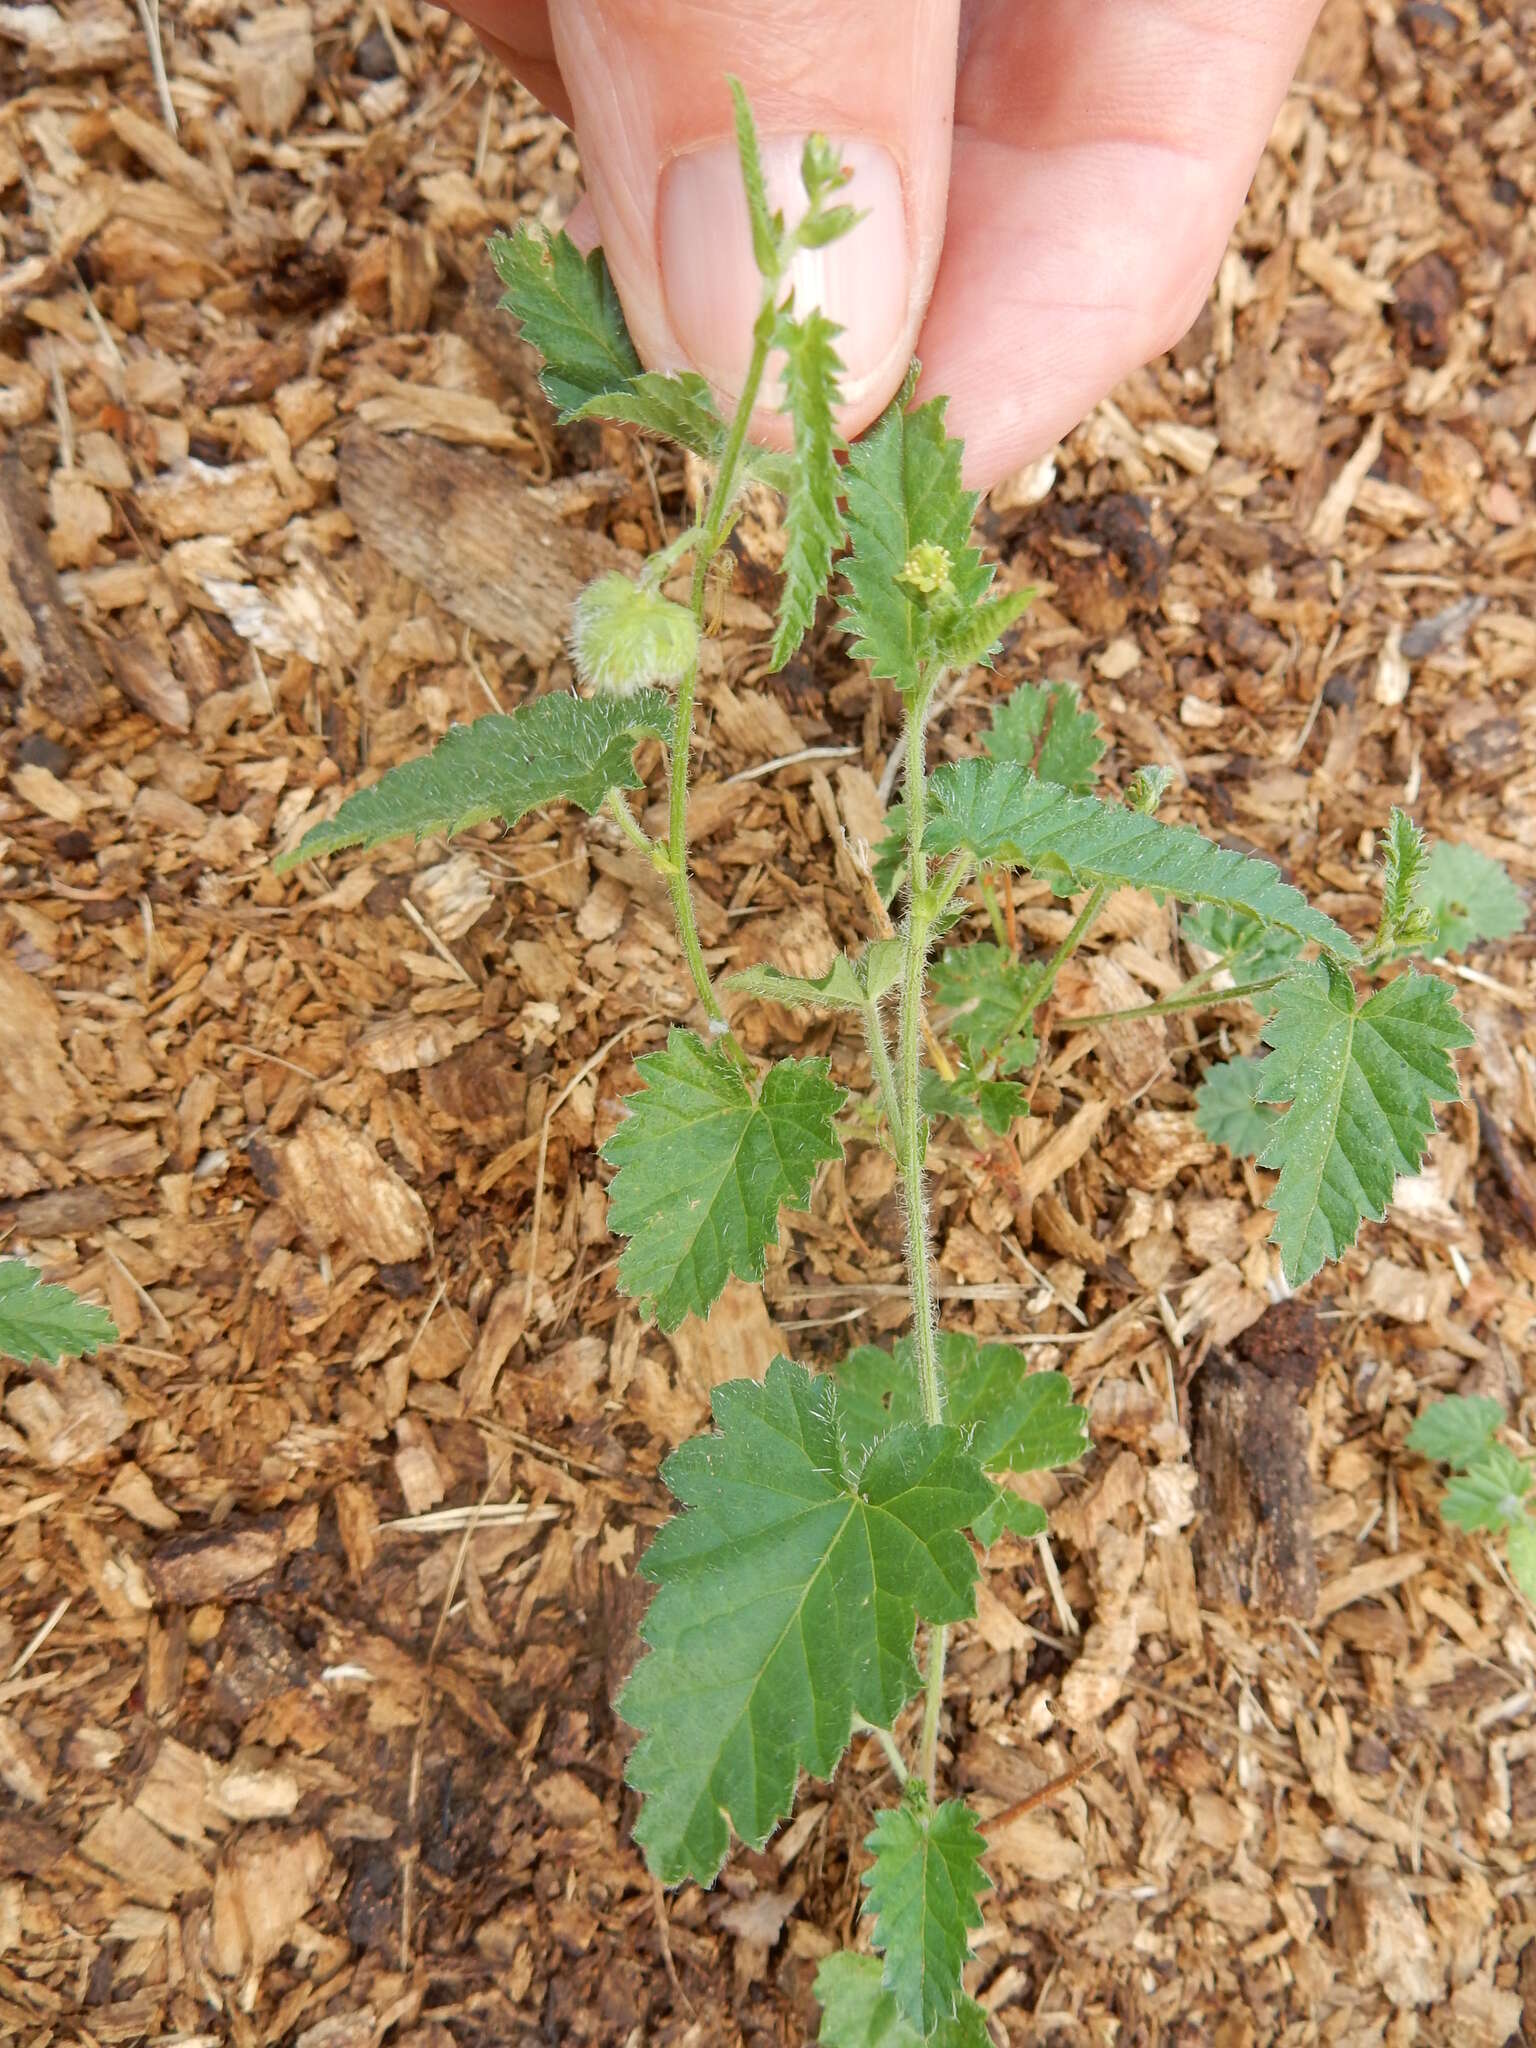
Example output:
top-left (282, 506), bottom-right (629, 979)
top-left (570, 573), bottom-right (699, 698)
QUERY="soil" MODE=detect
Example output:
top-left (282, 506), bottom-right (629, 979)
top-left (2, 3), bottom-right (1535, 2046)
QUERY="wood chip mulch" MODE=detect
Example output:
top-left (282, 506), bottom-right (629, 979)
top-left (2, 2), bottom-right (1534, 2044)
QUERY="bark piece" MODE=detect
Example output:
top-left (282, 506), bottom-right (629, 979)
top-left (1192, 1301), bottom-right (1322, 1620)
top-left (337, 426), bottom-right (630, 666)
top-left (0, 454), bottom-right (106, 726)
top-left (270, 1110), bottom-right (429, 1263)
top-left (210, 1826), bottom-right (329, 1978)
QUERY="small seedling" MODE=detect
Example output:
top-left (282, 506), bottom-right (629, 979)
top-left (1407, 1395), bottom-right (1536, 1604)
top-left (273, 85), bottom-right (1485, 2044)
top-left (0, 1257), bottom-right (117, 1366)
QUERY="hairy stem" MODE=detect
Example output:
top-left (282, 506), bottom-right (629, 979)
top-left (999, 882), bottom-right (1109, 1053)
top-left (852, 1712), bottom-right (910, 1786)
top-left (607, 788), bottom-right (657, 862)
top-left (897, 694), bottom-right (942, 1431)
top-left (1064, 969), bottom-right (1289, 1032)
top-left (891, 680), bottom-right (951, 1799)
top-left (663, 316), bottom-right (775, 1045)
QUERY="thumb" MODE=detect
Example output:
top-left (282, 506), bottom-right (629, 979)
top-left (550, 0), bottom-right (959, 438)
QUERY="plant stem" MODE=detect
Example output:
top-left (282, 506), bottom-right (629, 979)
top-left (977, 874), bottom-right (1008, 949)
top-left (662, 315), bottom-right (775, 1047)
top-left (607, 789), bottom-right (657, 862)
top-left (1064, 970), bottom-right (1289, 1032)
top-left (852, 1713), bottom-right (910, 1786)
top-left (890, 680), bottom-right (952, 1801)
top-left (918, 1636), bottom-right (947, 1800)
top-left (896, 694), bottom-right (942, 1432)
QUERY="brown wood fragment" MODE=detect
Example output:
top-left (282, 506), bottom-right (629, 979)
top-left (337, 427), bottom-right (631, 665)
top-left (148, 1522), bottom-right (285, 1606)
top-left (1192, 1301), bottom-right (1321, 1620)
top-left (0, 454), bottom-right (106, 726)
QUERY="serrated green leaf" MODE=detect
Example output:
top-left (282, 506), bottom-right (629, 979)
top-left (839, 390), bottom-right (991, 695)
top-left (1406, 1395), bottom-right (1505, 1473)
top-left (1377, 808), bottom-right (1431, 952)
top-left (489, 227), bottom-right (641, 418)
top-left (985, 681), bottom-right (1104, 794)
top-left (930, 945), bottom-right (1038, 1066)
top-left (815, 1952), bottom-right (993, 2048)
top-left (619, 1359), bottom-right (994, 1884)
top-left (277, 694), bottom-right (668, 870)
top-left (1441, 1445), bottom-right (1531, 1534)
top-left (1257, 962), bottom-right (1473, 1286)
top-left (972, 1482), bottom-right (1048, 1547)
top-left (1181, 904), bottom-right (1303, 985)
top-left (924, 760), bottom-right (1358, 957)
top-left (863, 1798), bottom-right (990, 2035)
top-left (490, 226), bottom-right (730, 457)
top-left (838, 1335), bottom-right (1087, 1477)
top-left (772, 309), bottom-right (847, 669)
top-left (726, 940), bottom-right (903, 1014)
top-left (1193, 1055), bottom-right (1280, 1160)
top-left (1507, 1521), bottom-right (1536, 1602)
top-left (0, 1259), bottom-right (117, 1366)
top-left (971, 1078), bottom-right (1030, 1135)
top-left (728, 74), bottom-right (781, 276)
top-left (602, 1035), bottom-right (843, 1331)
top-left (872, 819), bottom-right (908, 904)
top-left (1418, 842), bottom-right (1528, 959)
top-left (569, 368), bottom-right (728, 459)
top-left (935, 588), bottom-right (1036, 675)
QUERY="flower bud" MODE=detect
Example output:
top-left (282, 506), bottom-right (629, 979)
top-left (570, 573), bottom-right (698, 697)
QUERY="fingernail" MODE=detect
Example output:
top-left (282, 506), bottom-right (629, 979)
top-left (658, 135), bottom-right (908, 412)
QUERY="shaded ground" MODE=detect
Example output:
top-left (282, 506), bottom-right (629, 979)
top-left (1, 2), bottom-right (1534, 2044)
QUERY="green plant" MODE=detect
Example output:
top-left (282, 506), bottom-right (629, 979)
top-left (1407, 1395), bottom-right (1536, 1603)
top-left (1191, 811), bottom-right (1524, 1281)
top-left (274, 87), bottom-right (1484, 2045)
top-left (0, 1257), bottom-right (117, 1365)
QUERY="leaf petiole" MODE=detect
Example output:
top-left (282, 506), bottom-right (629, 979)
top-left (1064, 969), bottom-right (1293, 1033)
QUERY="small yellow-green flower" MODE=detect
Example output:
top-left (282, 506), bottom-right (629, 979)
top-left (570, 574), bottom-right (698, 697)
top-left (897, 541), bottom-right (953, 598)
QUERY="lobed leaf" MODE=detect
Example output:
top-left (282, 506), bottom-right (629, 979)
top-left (275, 694), bottom-right (670, 870)
top-left (1508, 1523), bottom-right (1536, 1603)
top-left (985, 681), bottom-right (1104, 794)
top-left (971, 1484), bottom-right (1048, 1547)
top-left (815, 1952), bottom-right (993, 2048)
top-left (772, 309), bottom-right (848, 669)
top-left (1405, 1395), bottom-right (1505, 1473)
top-left (1193, 1055), bottom-right (1280, 1160)
top-left (1417, 842), bottom-right (1528, 959)
top-left (1440, 1445), bottom-right (1531, 1534)
top-left (930, 945), bottom-right (1038, 1067)
top-left (839, 388), bottom-right (992, 695)
top-left (602, 1034), bottom-right (843, 1331)
top-left (863, 1798), bottom-right (990, 2036)
top-left (921, 1068), bottom-right (1030, 1136)
top-left (838, 1334), bottom-right (1088, 1478)
top-left (924, 760), bottom-right (1358, 957)
top-left (0, 1258), bottom-right (117, 1366)
top-left (619, 1359), bottom-right (994, 1884)
top-left (1181, 903), bottom-right (1302, 985)
top-left (1257, 961), bottom-right (1473, 1287)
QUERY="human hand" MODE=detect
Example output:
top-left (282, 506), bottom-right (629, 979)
top-left (448, 1), bottom-right (1324, 488)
